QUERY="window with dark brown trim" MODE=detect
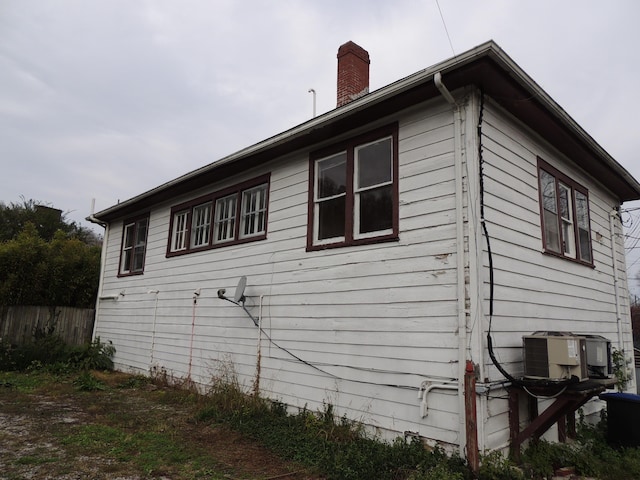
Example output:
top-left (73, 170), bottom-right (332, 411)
top-left (537, 158), bottom-right (593, 265)
top-left (307, 124), bottom-right (399, 251)
top-left (166, 174), bottom-right (270, 257)
top-left (119, 214), bottom-right (149, 276)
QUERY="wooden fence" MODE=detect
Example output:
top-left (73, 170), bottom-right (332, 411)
top-left (0, 306), bottom-right (95, 346)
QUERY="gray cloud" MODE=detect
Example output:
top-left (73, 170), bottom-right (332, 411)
top-left (1, 0), bottom-right (639, 232)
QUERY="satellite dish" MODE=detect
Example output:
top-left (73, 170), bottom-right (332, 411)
top-left (234, 276), bottom-right (247, 303)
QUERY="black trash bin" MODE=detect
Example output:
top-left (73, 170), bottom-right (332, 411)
top-left (600, 392), bottom-right (640, 447)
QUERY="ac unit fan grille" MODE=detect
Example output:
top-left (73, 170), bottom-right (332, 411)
top-left (524, 337), bottom-right (549, 378)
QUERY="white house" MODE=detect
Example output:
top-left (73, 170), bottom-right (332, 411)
top-left (89, 41), bottom-right (640, 460)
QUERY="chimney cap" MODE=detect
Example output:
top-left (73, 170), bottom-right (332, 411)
top-left (337, 41), bottom-right (370, 63)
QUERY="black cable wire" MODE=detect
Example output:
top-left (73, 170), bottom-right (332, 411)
top-left (478, 90), bottom-right (577, 390)
top-left (219, 295), bottom-right (419, 391)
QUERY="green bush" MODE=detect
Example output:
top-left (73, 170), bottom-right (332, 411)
top-left (0, 335), bottom-right (115, 373)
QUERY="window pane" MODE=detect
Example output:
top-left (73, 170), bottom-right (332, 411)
top-left (135, 219), bottom-right (148, 246)
top-left (575, 191), bottom-right (589, 229)
top-left (133, 219), bottom-right (148, 271)
top-left (171, 211), bottom-right (188, 251)
top-left (543, 209), bottom-right (561, 253)
top-left (540, 170), bottom-right (557, 214)
top-left (214, 195), bottom-right (237, 243)
top-left (191, 203), bottom-right (212, 248)
top-left (359, 185), bottom-right (392, 234)
top-left (356, 137), bottom-right (392, 189)
top-left (575, 191), bottom-right (592, 262)
top-left (123, 223), bottom-right (134, 249)
top-left (241, 185), bottom-right (267, 238)
top-left (133, 246), bottom-right (145, 271)
top-left (121, 223), bottom-right (134, 273)
top-left (318, 153), bottom-right (347, 199)
top-left (318, 196), bottom-right (345, 240)
top-left (559, 184), bottom-right (571, 221)
top-left (540, 170), bottom-right (560, 253)
top-left (578, 228), bottom-right (592, 263)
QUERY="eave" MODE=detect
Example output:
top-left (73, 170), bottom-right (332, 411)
top-left (93, 40), bottom-right (640, 223)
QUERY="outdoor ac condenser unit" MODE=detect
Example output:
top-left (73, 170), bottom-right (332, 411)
top-left (523, 331), bottom-right (588, 382)
top-left (583, 334), bottom-right (612, 378)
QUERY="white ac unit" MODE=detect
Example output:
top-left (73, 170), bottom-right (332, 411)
top-left (523, 331), bottom-right (588, 382)
top-left (582, 334), bottom-right (612, 378)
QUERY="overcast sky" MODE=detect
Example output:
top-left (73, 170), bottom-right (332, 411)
top-left (2, 0), bottom-right (640, 286)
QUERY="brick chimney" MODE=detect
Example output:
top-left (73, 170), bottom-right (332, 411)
top-left (337, 41), bottom-right (370, 107)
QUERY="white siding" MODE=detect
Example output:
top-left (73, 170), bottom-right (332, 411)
top-left (478, 97), bottom-right (633, 449)
top-left (94, 97), bottom-right (463, 446)
top-left (93, 90), bottom-right (635, 453)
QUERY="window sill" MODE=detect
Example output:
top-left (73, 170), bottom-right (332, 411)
top-left (541, 249), bottom-right (595, 268)
top-left (117, 270), bottom-right (145, 278)
top-left (166, 233), bottom-right (267, 258)
top-left (307, 233), bottom-right (398, 252)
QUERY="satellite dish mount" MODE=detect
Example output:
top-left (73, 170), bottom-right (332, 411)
top-left (217, 276), bottom-right (247, 305)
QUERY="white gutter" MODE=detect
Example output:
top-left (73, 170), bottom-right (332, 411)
top-left (435, 71), bottom-right (468, 457)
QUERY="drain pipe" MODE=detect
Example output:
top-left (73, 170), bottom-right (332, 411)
top-left (434, 71), bottom-right (472, 459)
top-left (86, 199), bottom-right (108, 342)
top-left (609, 208), bottom-right (629, 390)
top-left (609, 209), bottom-right (624, 350)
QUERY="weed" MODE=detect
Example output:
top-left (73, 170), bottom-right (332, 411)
top-left (73, 371), bottom-right (107, 391)
top-left (117, 374), bottom-right (150, 389)
top-left (612, 347), bottom-right (632, 392)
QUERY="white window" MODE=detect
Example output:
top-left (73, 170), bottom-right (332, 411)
top-left (191, 202), bottom-right (212, 248)
top-left (240, 184), bottom-right (268, 238)
top-left (538, 158), bottom-right (592, 264)
top-left (214, 195), bottom-right (237, 243)
top-left (314, 153), bottom-right (347, 243)
top-left (120, 216), bottom-right (149, 275)
top-left (309, 125), bottom-right (398, 250)
top-left (170, 211), bottom-right (189, 252)
top-left (354, 137), bottom-right (393, 239)
top-left (167, 175), bottom-right (270, 256)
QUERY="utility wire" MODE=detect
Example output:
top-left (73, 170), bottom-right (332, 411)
top-left (435, 0), bottom-right (456, 58)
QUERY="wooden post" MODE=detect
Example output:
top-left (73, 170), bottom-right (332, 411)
top-left (464, 360), bottom-right (479, 475)
top-left (567, 412), bottom-right (576, 439)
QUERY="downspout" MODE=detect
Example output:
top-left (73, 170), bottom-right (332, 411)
top-left (434, 72), bottom-right (473, 460)
top-left (86, 199), bottom-right (109, 342)
top-left (609, 209), bottom-right (624, 352)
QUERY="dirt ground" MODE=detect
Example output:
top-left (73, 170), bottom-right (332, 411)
top-left (0, 371), bottom-right (323, 480)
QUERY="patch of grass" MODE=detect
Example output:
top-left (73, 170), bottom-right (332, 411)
top-left (14, 454), bottom-right (60, 465)
top-left (60, 423), bottom-right (225, 477)
top-left (0, 370), bottom-right (49, 391)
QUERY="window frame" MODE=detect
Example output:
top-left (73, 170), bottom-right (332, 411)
top-left (537, 157), bottom-right (593, 266)
top-left (118, 213), bottom-right (150, 277)
top-left (166, 174), bottom-right (270, 257)
top-left (307, 123), bottom-right (399, 251)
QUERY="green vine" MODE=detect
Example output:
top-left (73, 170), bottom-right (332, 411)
top-left (611, 347), bottom-right (631, 392)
